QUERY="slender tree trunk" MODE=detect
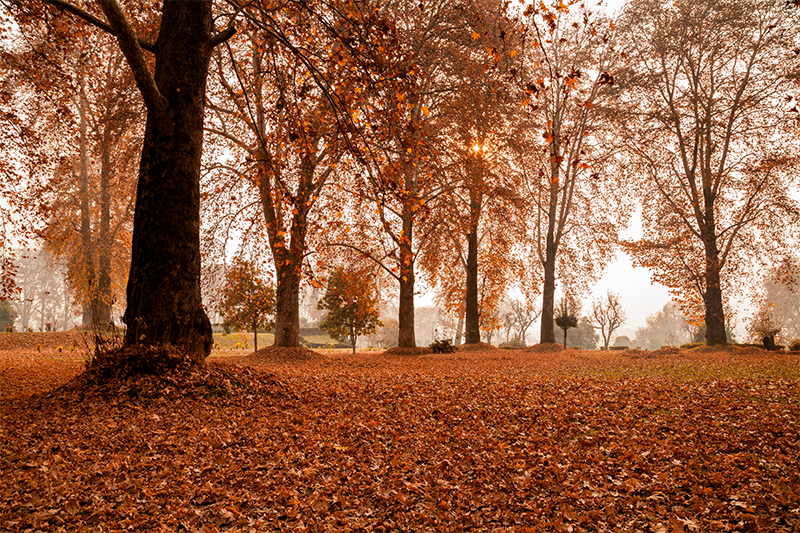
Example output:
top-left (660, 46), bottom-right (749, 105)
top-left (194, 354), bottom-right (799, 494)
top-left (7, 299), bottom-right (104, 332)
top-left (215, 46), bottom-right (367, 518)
top-left (253, 321), bottom-right (258, 352)
top-left (539, 142), bottom-right (561, 344)
top-left (454, 312), bottom-right (464, 345)
top-left (397, 207), bottom-right (416, 348)
top-left (122, 3), bottom-right (214, 361)
top-left (78, 83), bottom-right (97, 328)
top-left (464, 192), bottom-right (481, 345)
top-left (95, 140), bottom-right (113, 325)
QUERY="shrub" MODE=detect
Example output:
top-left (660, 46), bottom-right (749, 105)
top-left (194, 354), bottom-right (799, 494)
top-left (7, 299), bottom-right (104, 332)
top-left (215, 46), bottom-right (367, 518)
top-left (430, 339), bottom-right (455, 354)
top-left (789, 339), bottom-right (800, 351)
top-left (499, 338), bottom-right (526, 349)
top-left (680, 342), bottom-right (704, 349)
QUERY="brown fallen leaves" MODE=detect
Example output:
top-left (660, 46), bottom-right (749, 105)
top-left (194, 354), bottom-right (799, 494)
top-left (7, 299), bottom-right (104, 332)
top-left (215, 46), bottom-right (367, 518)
top-left (1, 341), bottom-right (799, 532)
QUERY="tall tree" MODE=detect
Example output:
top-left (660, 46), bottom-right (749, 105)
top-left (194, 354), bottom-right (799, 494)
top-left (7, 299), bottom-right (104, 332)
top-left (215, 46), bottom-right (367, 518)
top-left (10, 0), bottom-right (238, 364)
top-left (1, 28), bottom-right (140, 326)
top-left (203, 6), bottom-right (351, 349)
top-left (424, 0), bottom-right (523, 346)
top-left (324, 0), bottom-right (501, 348)
top-left (618, 0), bottom-right (800, 344)
top-left (517, 1), bottom-right (626, 344)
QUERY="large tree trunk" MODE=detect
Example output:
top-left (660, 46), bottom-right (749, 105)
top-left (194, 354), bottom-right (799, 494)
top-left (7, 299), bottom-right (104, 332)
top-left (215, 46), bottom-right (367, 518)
top-left (464, 193), bottom-right (481, 344)
top-left (703, 236), bottom-right (727, 345)
top-left (397, 208), bottom-right (416, 348)
top-left (121, 3), bottom-right (214, 361)
top-left (273, 259), bottom-right (302, 347)
top-left (539, 243), bottom-right (557, 344)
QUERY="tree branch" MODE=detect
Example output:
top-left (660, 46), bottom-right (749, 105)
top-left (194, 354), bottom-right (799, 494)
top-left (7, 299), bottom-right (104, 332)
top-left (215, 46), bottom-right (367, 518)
top-left (210, 25), bottom-right (237, 48)
top-left (41, 0), bottom-right (155, 52)
top-left (95, 0), bottom-right (165, 115)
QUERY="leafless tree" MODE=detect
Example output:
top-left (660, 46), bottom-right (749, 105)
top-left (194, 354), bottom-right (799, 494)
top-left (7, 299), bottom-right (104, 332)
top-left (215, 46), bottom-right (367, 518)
top-left (591, 291), bottom-right (626, 349)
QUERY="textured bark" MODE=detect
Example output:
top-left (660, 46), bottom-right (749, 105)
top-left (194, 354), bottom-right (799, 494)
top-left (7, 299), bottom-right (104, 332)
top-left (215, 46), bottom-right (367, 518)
top-left (464, 192), bottom-right (481, 345)
top-left (702, 230), bottom-right (727, 345)
top-left (273, 263), bottom-right (301, 347)
top-left (538, 128), bottom-right (562, 345)
top-left (539, 253), bottom-right (557, 344)
top-left (454, 313), bottom-right (464, 346)
top-left (94, 139), bottom-right (113, 325)
top-left (120, 3), bottom-right (215, 361)
top-left (78, 85), bottom-right (97, 327)
top-left (257, 157), bottom-right (307, 348)
top-left (397, 207), bottom-right (416, 348)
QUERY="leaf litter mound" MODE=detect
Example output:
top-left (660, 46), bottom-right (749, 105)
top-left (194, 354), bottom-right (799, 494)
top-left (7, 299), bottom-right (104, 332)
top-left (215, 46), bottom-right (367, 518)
top-left (246, 345), bottom-right (323, 364)
top-left (382, 346), bottom-right (433, 356)
top-left (458, 341), bottom-right (499, 352)
top-left (2, 340), bottom-right (799, 532)
top-left (525, 342), bottom-right (565, 353)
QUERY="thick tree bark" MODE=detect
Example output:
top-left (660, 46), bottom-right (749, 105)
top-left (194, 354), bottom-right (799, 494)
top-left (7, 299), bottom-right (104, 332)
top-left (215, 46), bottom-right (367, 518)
top-left (464, 192), bottom-right (481, 344)
top-left (120, 3), bottom-right (216, 361)
top-left (258, 160), bottom-right (309, 348)
top-left (273, 260), bottom-right (302, 347)
top-left (397, 207), bottom-right (416, 348)
top-left (539, 243), bottom-right (557, 344)
top-left (702, 235), bottom-right (727, 345)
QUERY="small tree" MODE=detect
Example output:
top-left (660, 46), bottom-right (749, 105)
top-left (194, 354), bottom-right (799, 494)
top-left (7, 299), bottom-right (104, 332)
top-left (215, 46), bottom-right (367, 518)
top-left (0, 299), bottom-right (17, 331)
top-left (510, 300), bottom-right (540, 347)
top-left (317, 268), bottom-right (381, 354)
top-left (591, 291), bottom-right (627, 349)
top-left (554, 298), bottom-right (579, 348)
top-left (614, 335), bottom-right (631, 348)
top-left (747, 302), bottom-right (782, 350)
top-left (217, 258), bottom-right (275, 352)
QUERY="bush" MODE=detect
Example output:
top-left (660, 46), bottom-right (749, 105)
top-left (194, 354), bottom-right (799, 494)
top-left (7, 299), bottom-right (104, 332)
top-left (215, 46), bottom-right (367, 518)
top-left (430, 339), bottom-right (455, 354)
top-left (609, 346), bottom-right (627, 351)
top-left (790, 339), bottom-right (800, 352)
top-left (499, 338), bottom-right (526, 349)
top-left (680, 342), bottom-right (704, 349)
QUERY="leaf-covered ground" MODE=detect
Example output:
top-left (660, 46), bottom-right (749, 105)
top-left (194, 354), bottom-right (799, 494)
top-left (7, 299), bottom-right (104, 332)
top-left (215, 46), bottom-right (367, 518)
top-left (1, 340), bottom-right (798, 532)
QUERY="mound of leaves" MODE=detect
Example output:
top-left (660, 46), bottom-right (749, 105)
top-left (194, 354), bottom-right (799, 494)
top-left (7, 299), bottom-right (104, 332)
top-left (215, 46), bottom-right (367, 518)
top-left (246, 345), bottom-right (322, 364)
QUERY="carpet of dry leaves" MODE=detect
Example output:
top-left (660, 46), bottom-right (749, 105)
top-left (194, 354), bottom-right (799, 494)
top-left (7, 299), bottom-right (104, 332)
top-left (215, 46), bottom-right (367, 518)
top-left (1, 334), bottom-right (799, 532)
